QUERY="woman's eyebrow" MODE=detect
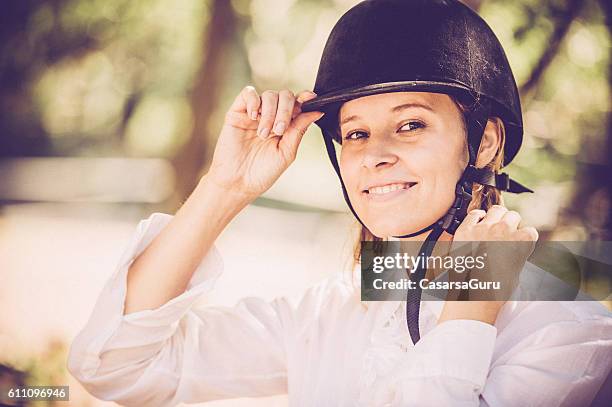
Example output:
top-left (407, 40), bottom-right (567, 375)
top-left (340, 102), bottom-right (434, 126)
top-left (391, 102), bottom-right (434, 113)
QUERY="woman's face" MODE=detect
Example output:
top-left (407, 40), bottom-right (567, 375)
top-left (338, 91), bottom-right (468, 238)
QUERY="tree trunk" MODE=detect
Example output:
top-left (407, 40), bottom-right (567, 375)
top-left (171, 0), bottom-right (237, 204)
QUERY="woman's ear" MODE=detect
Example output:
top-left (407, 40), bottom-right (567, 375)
top-left (476, 117), bottom-right (502, 168)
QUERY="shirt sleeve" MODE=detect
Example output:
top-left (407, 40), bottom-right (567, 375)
top-left (67, 212), bottom-right (301, 406)
top-left (385, 307), bottom-right (612, 407)
top-left (480, 313), bottom-right (612, 407)
top-left (387, 319), bottom-right (498, 406)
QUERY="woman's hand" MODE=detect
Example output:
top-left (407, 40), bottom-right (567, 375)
top-left (439, 205), bottom-right (539, 325)
top-left (205, 86), bottom-right (324, 202)
top-left (454, 205), bottom-right (539, 243)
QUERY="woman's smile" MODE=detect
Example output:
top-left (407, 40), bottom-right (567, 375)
top-left (361, 181), bottom-right (418, 203)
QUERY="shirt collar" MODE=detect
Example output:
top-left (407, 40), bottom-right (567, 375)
top-left (350, 262), bottom-right (444, 324)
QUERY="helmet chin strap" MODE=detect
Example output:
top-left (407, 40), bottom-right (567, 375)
top-left (321, 101), bottom-right (532, 345)
top-left (399, 102), bottom-right (491, 344)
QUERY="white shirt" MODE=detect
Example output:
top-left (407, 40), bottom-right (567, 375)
top-left (67, 213), bottom-right (612, 406)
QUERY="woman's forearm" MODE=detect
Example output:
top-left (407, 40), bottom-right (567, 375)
top-left (124, 174), bottom-right (252, 314)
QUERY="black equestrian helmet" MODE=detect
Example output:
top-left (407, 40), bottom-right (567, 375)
top-left (301, 0), bottom-right (523, 167)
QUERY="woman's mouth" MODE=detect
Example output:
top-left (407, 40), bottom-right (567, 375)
top-left (361, 182), bottom-right (417, 202)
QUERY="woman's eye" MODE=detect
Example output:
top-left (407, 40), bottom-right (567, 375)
top-left (344, 130), bottom-right (368, 141)
top-left (399, 121), bottom-right (425, 132)
top-left (342, 122), bottom-right (424, 141)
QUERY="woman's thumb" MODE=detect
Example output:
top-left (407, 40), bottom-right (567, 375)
top-left (279, 111), bottom-right (324, 159)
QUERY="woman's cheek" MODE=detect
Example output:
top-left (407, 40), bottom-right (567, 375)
top-left (432, 173), bottom-right (459, 216)
top-left (338, 154), bottom-right (361, 200)
top-left (417, 160), bottom-right (457, 217)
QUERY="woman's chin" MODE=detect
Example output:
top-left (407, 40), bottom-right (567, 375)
top-left (366, 220), bottom-right (427, 239)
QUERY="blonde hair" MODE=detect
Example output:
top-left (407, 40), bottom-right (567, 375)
top-left (350, 96), bottom-right (507, 270)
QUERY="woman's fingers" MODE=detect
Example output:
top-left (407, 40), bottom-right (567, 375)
top-left (480, 204), bottom-right (507, 224)
top-left (291, 90), bottom-right (317, 119)
top-left (233, 87), bottom-right (319, 141)
top-left (453, 208), bottom-right (485, 240)
top-left (224, 86), bottom-right (261, 129)
top-left (279, 110), bottom-right (324, 161)
top-left (273, 90), bottom-right (296, 136)
top-left (257, 90), bottom-right (279, 139)
top-left (297, 90), bottom-right (317, 103)
top-left (500, 210), bottom-right (522, 230)
top-left (455, 205), bottom-right (538, 244)
top-left (244, 86), bottom-right (261, 121)
top-left (464, 208), bottom-right (486, 225)
top-left (228, 86), bottom-right (256, 114)
top-left (268, 89), bottom-right (322, 161)
top-left (516, 226), bottom-right (539, 242)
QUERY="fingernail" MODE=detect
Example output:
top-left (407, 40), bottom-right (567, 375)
top-left (273, 121), bottom-right (285, 135)
top-left (250, 110), bottom-right (258, 120)
top-left (258, 127), bottom-right (270, 138)
top-left (298, 91), bottom-right (317, 103)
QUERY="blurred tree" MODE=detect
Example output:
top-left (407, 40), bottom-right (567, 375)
top-left (171, 0), bottom-right (244, 202)
top-left (506, 0), bottom-right (611, 239)
top-left (482, 0), bottom-right (609, 239)
top-left (0, 0), bottom-right (609, 239)
top-left (518, 0), bottom-right (585, 97)
top-left (1, 0), bottom-right (211, 159)
top-left (567, 0), bottom-right (612, 239)
top-left (0, 0), bottom-right (103, 156)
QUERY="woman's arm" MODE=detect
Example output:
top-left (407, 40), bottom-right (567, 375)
top-left (439, 205), bottom-right (539, 324)
top-left (376, 303), bottom-right (611, 407)
top-left (67, 211), bottom-right (346, 406)
top-left (124, 87), bottom-right (323, 315)
top-left (67, 87), bottom-right (325, 405)
top-left (65, 213), bottom-right (259, 404)
top-left (375, 207), bottom-right (608, 406)
top-left (124, 175), bottom-right (250, 314)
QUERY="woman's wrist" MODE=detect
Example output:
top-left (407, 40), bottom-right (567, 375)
top-left (195, 174), bottom-right (254, 210)
top-left (174, 174), bottom-right (253, 240)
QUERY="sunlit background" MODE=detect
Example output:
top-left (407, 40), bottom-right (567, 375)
top-left (1, 0), bottom-right (611, 405)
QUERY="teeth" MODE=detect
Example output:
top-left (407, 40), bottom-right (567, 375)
top-left (368, 183), bottom-right (410, 195)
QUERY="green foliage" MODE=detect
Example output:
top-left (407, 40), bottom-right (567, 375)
top-left (2, 0), bottom-right (610, 233)
top-left (22, 0), bottom-right (209, 156)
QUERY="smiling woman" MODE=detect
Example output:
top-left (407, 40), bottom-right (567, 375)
top-left (345, 92), bottom-right (508, 266)
top-left (339, 92), bottom-right (475, 238)
top-left (67, 1), bottom-right (612, 406)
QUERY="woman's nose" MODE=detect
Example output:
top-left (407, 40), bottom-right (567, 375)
top-left (360, 138), bottom-right (399, 170)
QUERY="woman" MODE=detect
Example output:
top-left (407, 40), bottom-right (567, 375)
top-left (67, 0), bottom-right (611, 406)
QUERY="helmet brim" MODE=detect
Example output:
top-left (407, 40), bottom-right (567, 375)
top-left (301, 80), bottom-right (474, 113)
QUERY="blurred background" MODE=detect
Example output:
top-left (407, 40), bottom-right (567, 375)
top-left (0, 0), bottom-right (610, 405)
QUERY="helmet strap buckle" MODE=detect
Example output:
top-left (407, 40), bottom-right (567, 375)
top-left (438, 179), bottom-right (473, 234)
